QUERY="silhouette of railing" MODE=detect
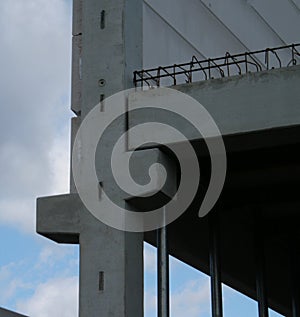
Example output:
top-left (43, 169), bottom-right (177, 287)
top-left (134, 43), bottom-right (300, 88)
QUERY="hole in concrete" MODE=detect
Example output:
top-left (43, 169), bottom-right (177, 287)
top-left (100, 10), bottom-right (106, 29)
top-left (100, 94), bottom-right (105, 112)
top-left (98, 79), bottom-right (106, 87)
top-left (98, 182), bottom-right (103, 200)
top-left (99, 271), bottom-right (104, 291)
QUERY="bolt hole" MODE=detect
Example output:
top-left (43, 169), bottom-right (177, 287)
top-left (98, 79), bottom-right (106, 87)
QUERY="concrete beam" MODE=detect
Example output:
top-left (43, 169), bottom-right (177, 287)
top-left (0, 308), bottom-right (28, 317)
top-left (37, 193), bottom-right (144, 317)
top-left (37, 194), bottom-right (80, 244)
top-left (128, 66), bottom-right (300, 150)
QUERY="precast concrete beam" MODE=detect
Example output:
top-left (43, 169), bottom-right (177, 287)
top-left (128, 66), bottom-right (300, 151)
top-left (0, 308), bottom-right (28, 317)
top-left (37, 194), bottom-right (80, 244)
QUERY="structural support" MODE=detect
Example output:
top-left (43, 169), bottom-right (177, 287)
top-left (0, 308), bottom-right (28, 317)
top-left (36, 0), bottom-right (145, 316)
top-left (254, 213), bottom-right (269, 317)
top-left (290, 239), bottom-right (300, 317)
top-left (37, 194), bottom-right (144, 317)
top-left (157, 208), bottom-right (170, 317)
top-left (209, 211), bottom-right (223, 317)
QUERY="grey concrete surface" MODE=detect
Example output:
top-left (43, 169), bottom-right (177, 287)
top-left (37, 194), bottom-right (143, 317)
top-left (38, 0), bottom-right (147, 316)
top-left (143, 0), bottom-right (300, 69)
top-left (128, 65), bottom-right (300, 149)
top-left (37, 0), bottom-right (300, 316)
top-left (0, 308), bottom-right (28, 317)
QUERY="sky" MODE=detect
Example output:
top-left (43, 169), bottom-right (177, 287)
top-left (0, 1), bottom-right (284, 316)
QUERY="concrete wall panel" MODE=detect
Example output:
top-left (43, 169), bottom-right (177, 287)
top-left (143, 0), bottom-right (245, 68)
top-left (142, 0), bottom-right (300, 70)
top-left (248, 0), bottom-right (300, 44)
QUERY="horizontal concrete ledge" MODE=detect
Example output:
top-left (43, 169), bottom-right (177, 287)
top-left (0, 308), bottom-right (28, 317)
top-left (36, 194), bottom-right (81, 244)
top-left (128, 65), bottom-right (300, 149)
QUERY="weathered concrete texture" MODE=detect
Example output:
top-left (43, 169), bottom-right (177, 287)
top-left (143, 0), bottom-right (299, 69)
top-left (37, 194), bottom-right (80, 244)
top-left (73, 0), bottom-right (83, 36)
top-left (80, 0), bottom-right (143, 117)
top-left (176, 65), bottom-right (300, 136)
top-left (70, 116), bottom-right (81, 193)
top-left (71, 34), bottom-right (82, 115)
top-left (128, 65), bottom-right (300, 149)
top-left (0, 308), bottom-right (28, 317)
top-left (37, 194), bottom-right (143, 317)
top-left (38, 0), bottom-right (146, 316)
top-left (71, 0), bottom-right (82, 115)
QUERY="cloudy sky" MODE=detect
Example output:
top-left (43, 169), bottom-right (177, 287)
top-left (0, 1), bottom-right (283, 316)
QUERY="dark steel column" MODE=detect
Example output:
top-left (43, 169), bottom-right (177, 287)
top-left (254, 213), bottom-right (269, 317)
top-left (157, 208), bottom-right (169, 317)
top-left (290, 240), bottom-right (300, 317)
top-left (209, 211), bottom-right (223, 317)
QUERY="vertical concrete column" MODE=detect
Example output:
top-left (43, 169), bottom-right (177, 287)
top-left (70, 1), bottom-right (144, 317)
top-left (79, 210), bottom-right (143, 317)
top-left (80, 0), bottom-right (143, 117)
top-left (71, 0), bottom-right (82, 115)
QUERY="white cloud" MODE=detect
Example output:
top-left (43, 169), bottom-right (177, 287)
top-left (17, 277), bottom-right (78, 317)
top-left (144, 290), bottom-right (157, 316)
top-left (171, 279), bottom-right (210, 317)
top-left (0, 0), bottom-right (73, 233)
top-left (0, 240), bottom-right (79, 316)
top-left (144, 243), bottom-right (157, 273)
top-left (48, 125), bottom-right (71, 196)
top-left (0, 261), bottom-right (32, 304)
top-left (34, 240), bottom-right (79, 276)
top-left (0, 199), bottom-right (35, 234)
top-left (145, 278), bottom-right (211, 317)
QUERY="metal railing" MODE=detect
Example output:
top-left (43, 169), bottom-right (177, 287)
top-left (134, 43), bottom-right (300, 88)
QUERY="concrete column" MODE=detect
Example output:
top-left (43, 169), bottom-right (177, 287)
top-left (71, 1), bottom-right (144, 314)
top-left (37, 194), bottom-right (144, 317)
top-left (38, 0), bottom-right (144, 316)
top-left (76, 0), bottom-right (143, 117)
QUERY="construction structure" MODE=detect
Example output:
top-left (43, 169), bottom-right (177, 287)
top-left (37, 1), bottom-right (300, 317)
top-left (0, 308), bottom-right (28, 317)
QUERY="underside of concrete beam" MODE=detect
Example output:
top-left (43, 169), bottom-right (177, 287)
top-left (0, 308), bottom-right (28, 317)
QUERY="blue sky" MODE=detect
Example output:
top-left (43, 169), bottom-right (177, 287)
top-left (0, 1), bottom-right (284, 316)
